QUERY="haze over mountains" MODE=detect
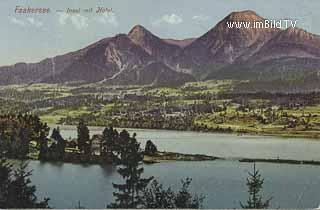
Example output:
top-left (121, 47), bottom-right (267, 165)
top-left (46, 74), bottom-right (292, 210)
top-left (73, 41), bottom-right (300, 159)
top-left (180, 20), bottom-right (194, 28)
top-left (1, 10), bottom-right (320, 87)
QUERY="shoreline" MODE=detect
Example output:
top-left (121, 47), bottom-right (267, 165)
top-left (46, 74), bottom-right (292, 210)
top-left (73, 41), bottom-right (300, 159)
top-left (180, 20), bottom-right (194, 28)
top-left (26, 151), bottom-right (221, 165)
top-left (238, 158), bottom-right (320, 166)
top-left (25, 151), bottom-right (320, 166)
top-left (51, 123), bottom-right (320, 140)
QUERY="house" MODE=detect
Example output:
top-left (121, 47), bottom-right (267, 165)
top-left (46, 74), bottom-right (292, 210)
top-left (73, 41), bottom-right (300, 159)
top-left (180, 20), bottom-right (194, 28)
top-left (91, 135), bottom-right (103, 155)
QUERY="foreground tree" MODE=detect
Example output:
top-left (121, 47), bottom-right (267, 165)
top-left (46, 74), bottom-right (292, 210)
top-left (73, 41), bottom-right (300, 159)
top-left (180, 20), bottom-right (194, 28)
top-left (0, 154), bottom-right (11, 206)
top-left (108, 130), bottom-right (153, 208)
top-left (240, 163), bottom-right (272, 209)
top-left (142, 178), bottom-right (204, 209)
top-left (0, 147), bottom-right (50, 208)
top-left (7, 161), bottom-right (50, 208)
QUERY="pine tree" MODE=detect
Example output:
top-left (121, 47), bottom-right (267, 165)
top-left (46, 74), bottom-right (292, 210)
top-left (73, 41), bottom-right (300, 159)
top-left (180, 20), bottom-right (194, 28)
top-left (38, 122), bottom-right (50, 160)
top-left (102, 127), bottom-right (116, 156)
top-left (39, 136), bottom-right (48, 160)
top-left (144, 140), bottom-right (157, 155)
top-left (51, 127), bottom-right (63, 142)
top-left (0, 155), bottom-right (12, 207)
top-left (240, 163), bottom-right (272, 209)
top-left (6, 161), bottom-right (50, 208)
top-left (108, 130), bottom-right (153, 208)
top-left (175, 178), bottom-right (204, 208)
top-left (0, 145), bottom-right (50, 208)
top-left (77, 120), bottom-right (90, 153)
top-left (51, 127), bottom-right (66, 159)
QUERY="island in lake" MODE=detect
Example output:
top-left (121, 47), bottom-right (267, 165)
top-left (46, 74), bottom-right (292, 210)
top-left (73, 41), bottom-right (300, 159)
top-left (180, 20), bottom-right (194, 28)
top-left (2, 1), bottom-right (320, 208)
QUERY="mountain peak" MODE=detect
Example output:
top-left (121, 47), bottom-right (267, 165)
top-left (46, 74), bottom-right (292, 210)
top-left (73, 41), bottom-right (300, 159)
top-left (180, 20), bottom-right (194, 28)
top-left (128, 25), bottom-right (156, 42)
top-left (226, 10), bottom-right (263, 22)
top-left (194, 10), bottom-right (277, 50)
top-left (129, 25), bottom-right (148, 33)
top-left (128, 24), bottom-right (164, 55)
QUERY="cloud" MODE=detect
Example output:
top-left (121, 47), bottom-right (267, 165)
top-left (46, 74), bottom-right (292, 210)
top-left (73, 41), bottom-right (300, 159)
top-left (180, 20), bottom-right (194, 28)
top-left (152, 14), bottom-right (183, 26)
top-left (192, 14), bottom-right (209, 22)
top-left (58, 12), bottom-right (118, 30)
top-left (11, 17), bottom-right (26, 27)
top-left (58, 13), bottom-right (89, 30)
top-left (10, 17), bottom-right (43, 28)
top-left (27, 17), bottom-right (43, 27)
top-left (58, 13), bottom-right (69, 25)
top-left (70, 14), bottom-right (89, 30)
top-left (96, 13), bottom-right (118, 27)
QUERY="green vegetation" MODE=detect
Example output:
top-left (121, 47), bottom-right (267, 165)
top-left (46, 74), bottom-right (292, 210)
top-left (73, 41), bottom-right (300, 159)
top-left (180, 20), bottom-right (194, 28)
top-left (0, 79), bottom-right (315, 208)
top-left (0, 114), bottom-right (218, 165)
top-left (108, 130), bottom-right (154, 208)
top-left (141, 178), bottom-right (205, 209)
top-left (240, 163), bottom-right (272, 209)
top-left (1, 80), bottom-right (320, 139)
top-left (0, 115), bottom-right (206, 209)
top-left (0, 153), bottom-right (50, 208)
top-left (106, 129), bottom-right (204, 209)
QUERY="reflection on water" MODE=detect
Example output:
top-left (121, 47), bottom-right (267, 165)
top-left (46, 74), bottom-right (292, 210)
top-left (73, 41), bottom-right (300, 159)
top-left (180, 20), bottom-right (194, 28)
top-left (28, 160), bottom-right (320, 209)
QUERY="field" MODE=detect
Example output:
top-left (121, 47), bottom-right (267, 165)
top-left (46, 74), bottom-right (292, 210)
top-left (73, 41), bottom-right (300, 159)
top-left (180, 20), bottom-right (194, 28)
top-left (1, 80), bottom-right (320, 138)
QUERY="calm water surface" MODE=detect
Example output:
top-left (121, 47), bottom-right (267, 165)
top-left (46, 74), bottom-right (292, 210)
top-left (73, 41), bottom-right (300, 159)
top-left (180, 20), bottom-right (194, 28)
top-left (58, 126), bottom-right (320, 160)
top-left (27, 126), bottom-right (320, 208)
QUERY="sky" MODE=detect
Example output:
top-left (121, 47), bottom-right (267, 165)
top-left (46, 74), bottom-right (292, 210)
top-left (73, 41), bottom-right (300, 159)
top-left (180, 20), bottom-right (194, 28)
top-left (0, 0), bottom-right (319, 66)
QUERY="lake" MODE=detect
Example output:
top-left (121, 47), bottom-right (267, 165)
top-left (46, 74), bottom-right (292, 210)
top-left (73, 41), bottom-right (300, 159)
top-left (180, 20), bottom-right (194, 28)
top-left (27, 126), bottom-right (320, 208)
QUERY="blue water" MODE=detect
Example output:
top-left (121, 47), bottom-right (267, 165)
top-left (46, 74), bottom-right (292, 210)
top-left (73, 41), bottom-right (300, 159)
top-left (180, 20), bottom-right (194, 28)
top-left (27, 127), bottom-right (320, 208)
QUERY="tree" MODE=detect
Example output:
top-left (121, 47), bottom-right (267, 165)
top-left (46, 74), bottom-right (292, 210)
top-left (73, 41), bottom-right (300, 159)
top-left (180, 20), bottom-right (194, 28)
top-left (0, 115), bottom-right (49, 159)
top-left (0, 146), bottom-right (50, 208)
top-left (77, 120), bottom-right (90, 153)
top-left (51, 127), bottom-right (63, 142)
top-left (0, 154), bottom-right (12, 207)
top-left (29, 115), bottom-right (49, 149)
top-left (240, 163), bottom-right (272, 209)
top-left (141, 179), bottom-right (175, 208)
top-left (108, 130), bottom-right (153, 208)
top-left (51, 127), bottom-right (66, 159)
top-left (38, 137), bottom-right (48, 160)
top-left (142, 178), bottom-right (204, 209)
top-left (17, 123), bottom-right (32, 158)
top-left (38, 123), bottom-right (50, 160)
top-left (144, 140), bottom-right (157, 155)
top-left (102, 127), bottom-right (117, 156)
top-left (6, 161), bottom-right (50, 208)
top-left (175, 178), bottom-right (204, 208)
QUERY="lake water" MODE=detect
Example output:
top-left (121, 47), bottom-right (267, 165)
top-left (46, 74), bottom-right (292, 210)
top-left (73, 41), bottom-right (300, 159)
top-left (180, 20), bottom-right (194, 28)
top-left (27, 126), bottom-right (320, 208)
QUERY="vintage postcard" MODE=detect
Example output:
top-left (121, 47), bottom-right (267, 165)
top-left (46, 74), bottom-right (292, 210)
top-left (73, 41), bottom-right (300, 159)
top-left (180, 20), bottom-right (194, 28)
top-left (0, 0), bottom-right (320, 209)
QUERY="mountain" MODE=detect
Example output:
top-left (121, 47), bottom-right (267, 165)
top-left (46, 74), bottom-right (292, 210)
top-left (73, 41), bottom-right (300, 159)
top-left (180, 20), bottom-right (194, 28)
top-left (128, 25), bottom-right (181, 63)
top-left (173, 10), bottom-right (280, 79)
top-left (42, 34), bottom-right (152, 83)
top-left (246, 27), bottom-right (320, 65)
top-left (107, 62), bottom-right (195, 86)
top-left (0, 30), bottom-right (194, 86)
top-left (1, 10), bottom-right (320, 88)
top-left (207, 27), bottom-right (320, 81)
